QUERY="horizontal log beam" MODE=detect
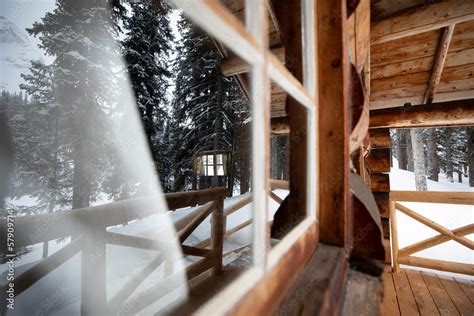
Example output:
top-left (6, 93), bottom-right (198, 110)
top-left (220, 46), bottom-right (285, 77)
top-left (271, 117), bottom-right (290, 135)
top-left (366, 148), bottom-right (391, 173)
top-left (397, 256), bottom-right (474, 276)
top-left (369, 99), bottom-right (474, 129)
top-left (369, 128), bottom-right (390, 148)
top-left (390, 190), bottom-right (474, 205)
top-left (371, 0), bottom-right (474, 44)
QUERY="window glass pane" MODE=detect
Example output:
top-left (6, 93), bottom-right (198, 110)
top-left (217, 165), bottom-right (224, 176)
top-left (216, 154), bottom-right (223, 164)
top-left (207, 155), bottom-right (214, 165)
top-left (207, 166), bottom-right (214, 176)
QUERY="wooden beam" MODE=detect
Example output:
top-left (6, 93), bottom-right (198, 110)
top-left (371, 0), bottom-right (474, 44)
top-left (398, 256), bottom-right (474, 276)
top-left (366, 148), bottom-right (391, 173)
top-left (318, 0), bottom-right (350, 247)
top-left (370, 173), bottom-right (390, 192)
top-left (369, 128), bottom-right (390, 148)
top-left (369, 99), bottom-right (474, 129)
top-left (424, 25), bottom-right (455, 104)
top-left (220, 46), bottom-right (285, 77)
top-left (391, 190), bottom-right (474, 205)
top-left (270, 117), bottom-right (289, 135)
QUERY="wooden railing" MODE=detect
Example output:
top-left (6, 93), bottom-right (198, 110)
top-left (390, 191), bottom-right (474, 276)
top-left (0, 187), bottom-right (227, 315)
top-left (194, 179), bottom-right (289, 256)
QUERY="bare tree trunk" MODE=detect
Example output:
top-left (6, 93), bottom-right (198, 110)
top-left (406, 130), bottom-right (414, 172)
top-left (468, 127), bottom-right (474, 187)
top-left (410, 129), bottom-right (427, 191)
top-left (445, 129), bottom-right (454, 182)
top-left (397, 129), bottom-right (407, 170)
top-left (427, 128), bottom-right (439, 181)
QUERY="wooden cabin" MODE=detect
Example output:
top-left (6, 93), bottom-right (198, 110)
top-left (1, 0), bottom-right (472, 315)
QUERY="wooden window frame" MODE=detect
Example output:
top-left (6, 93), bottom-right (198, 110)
top-left (169, 0), bottom-right (320, 313)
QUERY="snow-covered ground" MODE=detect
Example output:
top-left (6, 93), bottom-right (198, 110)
top-left (390, 162), bottom-right (473, 280)
top-left (0, 189), bottom-right (288, 315)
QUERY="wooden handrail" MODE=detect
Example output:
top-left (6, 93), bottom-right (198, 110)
top-left (390, 190), bottom-right (474, 205)
top-left (269, 179), bottom-right (290, 190)
top-left (0, 187), bottom-right (228, 251)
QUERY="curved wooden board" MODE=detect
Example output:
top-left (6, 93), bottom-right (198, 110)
top-left (349, 64), bottom-right (370, 154)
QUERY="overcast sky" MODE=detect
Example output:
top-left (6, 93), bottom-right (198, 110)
top-left (1, 0), bottom-right (56, 50)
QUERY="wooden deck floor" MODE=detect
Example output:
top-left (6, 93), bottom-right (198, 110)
top-left (382, 268), bottom-right (474, 315)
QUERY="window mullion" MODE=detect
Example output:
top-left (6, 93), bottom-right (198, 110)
top-left (302, 0), bottom-right (318, 219)
top-left (246, 0), bottom-right (270, 268)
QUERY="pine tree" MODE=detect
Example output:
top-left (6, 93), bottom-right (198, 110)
top-left (171, 14), bottom-right (250, 193)
top-left (27, 0), bottom-right (124, 209)
top-left (122, 0), bottom-right (173, 189)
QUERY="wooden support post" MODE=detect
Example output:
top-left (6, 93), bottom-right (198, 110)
top-left (81, 231), bottom-right (106, 315)
top-left (211, 196), bottom-right (224, 275)
top-left (389, 200), bottom-right (399, 272)
top-left (317, 0), bottom-right (350, 247)
top-left (272, 0), bottom-right (307, 223)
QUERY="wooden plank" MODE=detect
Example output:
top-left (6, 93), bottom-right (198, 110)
top-left (276, 243), bottom-right (342, 315)
top-left (371, 63), bottom-right (474, 92)
top-left (371, 0), bottom-right (474, 44)
top-left (405, 269), bottom-right (440, 316)
top-left (455, 278), bottom-right (474, 304)
top-left (438, 275), bottom-right (474, 315)
top-left (392, 270), bottom-right (420, 315)
top-left (422, 272), bottom-right (460, 315)
top-left (381, 271), bottom-right (400, 316)
top-left (371, 43), bottom-right (474, 80)
top-left (400, 254), bottom-right (474, 276)
top-left (370, 99), bottom-right (474, 129)
top-left (424, 25), bottom-right (455, 104)
top-left (317, 0), bottom-right (349, 246)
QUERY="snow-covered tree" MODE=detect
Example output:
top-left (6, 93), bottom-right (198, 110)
top-left (171, 15), bottom-right (250, 193)
top-left (27, 0), bottom-right (124, 209)
top-left (122, 0), bottom-right (174, 189)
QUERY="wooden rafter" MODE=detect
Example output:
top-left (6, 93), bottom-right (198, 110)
top-left (424, 25), bottom-right (455, 104)
top-left (371, 0), bottom-right (474, 44)
top-left (369, 99), bottom-right (474, 129)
